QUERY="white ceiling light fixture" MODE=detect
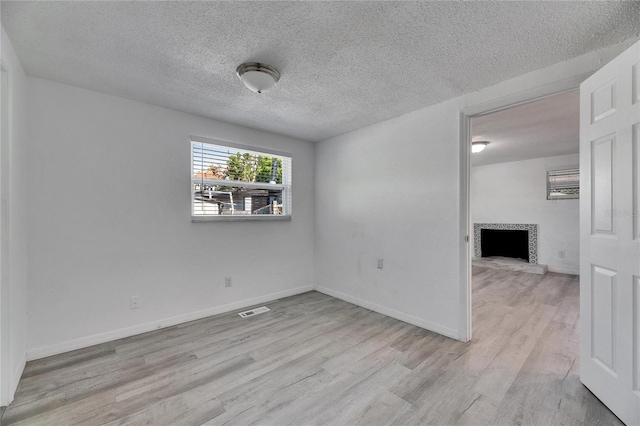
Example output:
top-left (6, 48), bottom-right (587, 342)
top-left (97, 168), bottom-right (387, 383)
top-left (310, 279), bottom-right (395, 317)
top-left (236, 62), bottom-right (281, 94)
top-left (472, 141), bottom-right (490, 153)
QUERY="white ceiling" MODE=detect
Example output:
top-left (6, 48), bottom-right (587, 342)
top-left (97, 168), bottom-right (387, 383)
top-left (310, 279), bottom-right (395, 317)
top-left (2, 2), bottom-right (639, 142)
top-left (471, 90), bottom-right (579, 167)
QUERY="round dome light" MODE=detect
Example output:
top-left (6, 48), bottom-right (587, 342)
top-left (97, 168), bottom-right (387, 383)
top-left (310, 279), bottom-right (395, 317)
top-left (472, 141), bottom-right (490, 153)
top-left (236, 62), bottom-right (281, 94)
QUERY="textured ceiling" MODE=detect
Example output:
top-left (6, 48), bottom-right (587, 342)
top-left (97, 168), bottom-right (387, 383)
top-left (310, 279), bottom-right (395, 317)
top-left (2, 2), bottom-right (639, 142)
top-left (471, 90), bottom-right (579, 167)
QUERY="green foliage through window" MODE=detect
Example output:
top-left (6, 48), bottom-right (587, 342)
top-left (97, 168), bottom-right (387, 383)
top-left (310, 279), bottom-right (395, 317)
top-left (226, 153), bottom-right (283, 184)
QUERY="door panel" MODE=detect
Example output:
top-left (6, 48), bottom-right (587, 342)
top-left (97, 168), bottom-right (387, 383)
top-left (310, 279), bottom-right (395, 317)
top-left (592, 79), bottom-right (617, 123)
top-left (580, 40), bottom-right (640, 426)
top-left (635, 276), bottom-right (640, 392)
top-left (634, 123), bottom-right (639, 240)
top-left (633, 63), bottom-right (639, 105)
top-left (592, 265), bottom-right (617, 372)
top-left (591, 134), bottom-right (616, 235)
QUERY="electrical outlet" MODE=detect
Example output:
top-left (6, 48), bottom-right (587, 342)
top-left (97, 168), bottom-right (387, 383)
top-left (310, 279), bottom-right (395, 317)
top-left (225, 277), bottom-right (232, 287)
top-left (558, 250), bottom-right (566, 259)
top-left (130, 296), bottom-right (141, 309)
top-left (377, 258), bottom-right (384, 269)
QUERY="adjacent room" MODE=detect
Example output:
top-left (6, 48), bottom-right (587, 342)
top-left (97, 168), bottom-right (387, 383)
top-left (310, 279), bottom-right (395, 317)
top-left (468, 90), bottom-right (584, 424)
top-left (1, 2), bottom-right (639, 425)
top-left (471, 90), bottom-right (580, 276)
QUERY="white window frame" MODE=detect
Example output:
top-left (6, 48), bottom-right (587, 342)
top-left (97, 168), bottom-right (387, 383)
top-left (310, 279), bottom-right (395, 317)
top-left (190, 136), bottom-right (292, 222)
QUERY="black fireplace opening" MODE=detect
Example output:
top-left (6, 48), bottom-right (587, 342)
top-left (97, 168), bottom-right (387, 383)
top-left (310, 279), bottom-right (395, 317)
top-left (480, 229), bottom-right (529, 262)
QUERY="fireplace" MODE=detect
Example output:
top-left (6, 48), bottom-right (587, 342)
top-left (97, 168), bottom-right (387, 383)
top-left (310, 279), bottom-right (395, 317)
top-left (480, 229), bottom-right (529, 262)
top-left (474, 223), bottom-right (538, 264)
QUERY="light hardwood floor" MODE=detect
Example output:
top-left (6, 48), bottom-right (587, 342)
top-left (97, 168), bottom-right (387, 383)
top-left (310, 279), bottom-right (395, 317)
top-left (2, 267), bottom-right (622, 425)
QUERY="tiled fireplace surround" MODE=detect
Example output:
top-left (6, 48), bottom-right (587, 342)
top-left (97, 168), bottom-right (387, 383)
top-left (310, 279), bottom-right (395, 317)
top-left (473, 223), bottom-right (538, 264)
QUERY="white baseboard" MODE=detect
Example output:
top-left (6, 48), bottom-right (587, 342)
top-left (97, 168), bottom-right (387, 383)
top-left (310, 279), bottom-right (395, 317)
top-left (26, 285), bottom-right (314, 361)
top-left (314, 286), bottom-right (460, 340)
top-left (26, 283), bottom-right (464, 361)
top-left (547, 266), bottom-right (580, 275)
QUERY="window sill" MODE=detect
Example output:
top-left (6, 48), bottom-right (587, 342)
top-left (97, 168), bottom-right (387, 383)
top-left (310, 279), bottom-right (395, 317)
top-left (191, 215), bottom-right (292, 223)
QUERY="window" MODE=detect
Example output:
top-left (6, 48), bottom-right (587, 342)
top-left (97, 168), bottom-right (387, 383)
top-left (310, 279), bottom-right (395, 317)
top-left (191, 137), bottom-right (292, 220)
top-left (547, 167), bottom-right (579, 200)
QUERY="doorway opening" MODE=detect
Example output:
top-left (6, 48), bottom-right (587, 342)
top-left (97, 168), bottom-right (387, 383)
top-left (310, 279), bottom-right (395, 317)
top-left (465, 88), bottom-right (581, 339)
top-left (458, 76), bottom-right (587, 342)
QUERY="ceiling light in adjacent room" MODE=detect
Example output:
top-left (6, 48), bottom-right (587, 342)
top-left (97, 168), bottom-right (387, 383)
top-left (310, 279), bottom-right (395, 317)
top-left (472, 141), bottom-right (490, 153)
top-left (236, 62), bottom-right (281, 94)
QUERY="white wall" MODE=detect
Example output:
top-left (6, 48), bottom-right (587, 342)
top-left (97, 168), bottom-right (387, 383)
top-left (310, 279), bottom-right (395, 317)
top-left (471, 155), bottom-right (579, 274)
top-left (26, 77), bottom-right (315, 359)
top-left (314, 38), bottom-right (637, 340)
top-left (0, 27), bottom-right (29, 405)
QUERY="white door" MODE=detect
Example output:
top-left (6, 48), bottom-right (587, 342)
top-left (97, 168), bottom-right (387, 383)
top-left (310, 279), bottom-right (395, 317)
top-left (580, 40), bottom-right (640, 426)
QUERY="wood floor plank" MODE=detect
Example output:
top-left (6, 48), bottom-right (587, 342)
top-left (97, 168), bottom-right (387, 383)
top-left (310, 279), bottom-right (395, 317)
top-left (225, 346), bottom-right (409, 426)
top-left (2, 272), bottom-right (623, 425)
top-left (2, 353), bottom-right (197, 424)
top-left (103, 388), bottom-right (225, 426)
top-left (352, 390), bottom-right (413, 426)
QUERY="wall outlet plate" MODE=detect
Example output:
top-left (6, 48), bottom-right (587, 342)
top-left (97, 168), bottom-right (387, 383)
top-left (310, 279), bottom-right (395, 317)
top-left (225, 277), bottom-right (232, 287)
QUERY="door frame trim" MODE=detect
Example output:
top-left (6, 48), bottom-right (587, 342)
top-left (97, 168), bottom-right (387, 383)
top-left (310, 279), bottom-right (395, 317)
top-left (458, 73), bottom-right (591, 342)
top-left (0, 61), bottom-right (8, 407)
